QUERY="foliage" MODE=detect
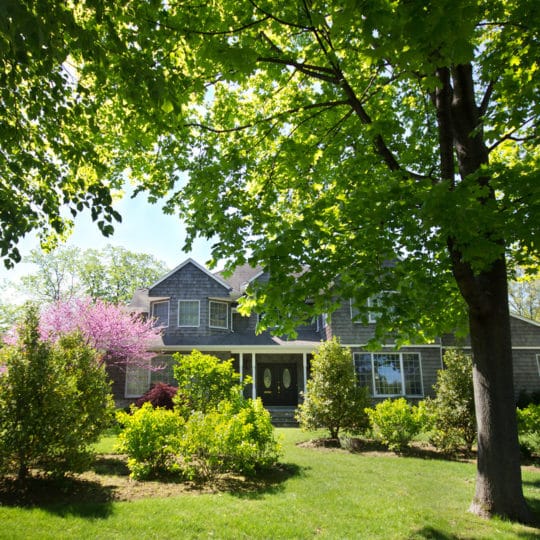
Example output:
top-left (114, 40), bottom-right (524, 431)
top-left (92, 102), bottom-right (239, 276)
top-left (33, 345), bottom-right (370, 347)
top-left (172, 351), bottom-right (243, 416)
top-left (365, 398), bottom-right (422, 452)
top-left (0, 305), bottom-right (114, 479)
top-left (423, 350), bottom-right (476, 453)
top-left (136, 382), bottom-right (178, 410)
top-left (119, 352), bottom-right (279, 480)
top-left (17, 245), bottom-right (169, 304)
top-left (38, 297), bottom-right (161, 367)
top-left (296, 338), bottom-right (370, 439)
top-left (516, 403), bottom-right (540, 456)
top-left (116, 403), bottom-right (184, 480)
top-left (180, 397), bottom-right (281, 480)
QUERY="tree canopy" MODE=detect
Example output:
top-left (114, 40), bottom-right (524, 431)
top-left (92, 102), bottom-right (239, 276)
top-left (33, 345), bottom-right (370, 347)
top-left (17, 245), bottom-right (169, 304)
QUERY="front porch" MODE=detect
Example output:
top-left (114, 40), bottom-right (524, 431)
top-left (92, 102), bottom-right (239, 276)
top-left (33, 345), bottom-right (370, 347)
top-left (231, 351), bottom-right (312, 408)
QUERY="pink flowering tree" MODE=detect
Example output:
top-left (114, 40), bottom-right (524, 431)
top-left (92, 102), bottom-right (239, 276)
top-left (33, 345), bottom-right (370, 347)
top-left (38, 297), bottom-right (162, 368)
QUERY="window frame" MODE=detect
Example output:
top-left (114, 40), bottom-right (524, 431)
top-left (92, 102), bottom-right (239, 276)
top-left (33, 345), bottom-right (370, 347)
top-left (353, 351), bottom-right (424, 398)
top-left (177, 299), bottom-right (200, 327)
top-left (209, 300), bottom-right (228, 329)
top-left (151, 300), bottom-right (170, 327)
top-left (537, 354), bottom-right (540, 377)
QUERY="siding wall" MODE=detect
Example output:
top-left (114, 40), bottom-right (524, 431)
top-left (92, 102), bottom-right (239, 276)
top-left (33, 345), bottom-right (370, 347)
top-left (149, 262), bottom-right (232, 339)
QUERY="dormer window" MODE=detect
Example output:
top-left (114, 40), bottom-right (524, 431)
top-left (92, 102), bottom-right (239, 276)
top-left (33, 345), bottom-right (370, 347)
top-left (178, 300), bottom-right (200, 327)
top-left (209, 301), bottom-right (228, 329)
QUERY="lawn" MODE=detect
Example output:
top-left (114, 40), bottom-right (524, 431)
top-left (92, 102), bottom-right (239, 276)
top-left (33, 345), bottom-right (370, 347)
top-left (0, 428), bottom-right (538, 539)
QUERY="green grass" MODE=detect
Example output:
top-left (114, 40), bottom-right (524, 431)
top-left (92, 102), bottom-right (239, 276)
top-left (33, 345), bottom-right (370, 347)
top-left (1, 428), bottom-right (539, 539)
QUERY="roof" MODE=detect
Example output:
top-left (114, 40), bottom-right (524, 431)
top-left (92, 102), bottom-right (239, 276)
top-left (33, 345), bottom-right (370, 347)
top-left (149, 258), bottom-right (232, 292)
top-left (216, 262), bottom-right (264, 298)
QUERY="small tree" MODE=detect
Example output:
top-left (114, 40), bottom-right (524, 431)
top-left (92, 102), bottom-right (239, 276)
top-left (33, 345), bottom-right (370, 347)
top-left (296, 338), bottom-right (369, 439)
top-left (172, 350), bottom-right (242, 416)
top-left (425, 349), bottom-right (476, 453)
top-left (0, 305), bottom-right (114, 480)
top-left (38, 297), bottom-right (161, 368)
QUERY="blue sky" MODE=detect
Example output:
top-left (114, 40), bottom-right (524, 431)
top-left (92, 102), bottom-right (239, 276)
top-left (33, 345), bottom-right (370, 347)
top-left (0, 185), bottom-right (214, 287)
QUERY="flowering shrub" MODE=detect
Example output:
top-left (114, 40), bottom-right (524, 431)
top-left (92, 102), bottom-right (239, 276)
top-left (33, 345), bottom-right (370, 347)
top-left (365, 398), bottom-right (421, 452)
top-left (116, 403), bottom-right (184, 480)
top-left (180, 397), bottom-right (281, 479)
top-left (39, 297), bottom-right (162, 367)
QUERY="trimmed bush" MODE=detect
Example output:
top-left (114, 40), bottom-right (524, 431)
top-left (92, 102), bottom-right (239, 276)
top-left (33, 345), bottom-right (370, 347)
top-left (424, 350), bottom-right (476, 453)
top-left (116, 403), bottom-right (184, 480)
top-left (366, 398), bottom-right (421, 452)
top-left (136, 382), bottom-right (178, 410)
top-left (172, 350), bottom-right (242, 417)
top-left (0, 305), bottom-right (114, 480)
top-left (296, 338), bottom-right (370, 439)
top-left (180, 397), bottom-right (281, 480)
top-left (517, 403), bottom-right (540, 456)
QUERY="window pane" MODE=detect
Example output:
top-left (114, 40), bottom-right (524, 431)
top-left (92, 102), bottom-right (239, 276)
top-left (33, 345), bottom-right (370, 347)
top-left (373, 354), bottom-right (402, 395)
top-left (150, 355), bottom-right (176, 386)
top-left (151, 301), bottom-right (169, 327)
top-left (178, 300), bottom-right (199, 326)
top-left (210, 301), bottom-right (228, 328)
top-left (403, 353), bottom-right (423, 396)
top-left (354, 353), bottom-right (373, 391)
top-left (125, 363), bottom-right (150, 397)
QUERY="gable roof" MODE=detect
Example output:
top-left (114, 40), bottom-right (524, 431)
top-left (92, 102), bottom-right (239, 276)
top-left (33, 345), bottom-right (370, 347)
top-left (216, 262), bottom-right (264, 298)
top-left (149, 258), bottom-right (232, 292)
top-left (510, 313), bottom-right (540, 328)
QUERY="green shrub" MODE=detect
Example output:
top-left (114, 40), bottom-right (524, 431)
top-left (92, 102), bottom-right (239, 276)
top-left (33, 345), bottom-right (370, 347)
top-left (0, 305), bottom-right (114, 480)
top-left (365, 398), bottom-right (421, 452)
top-left (425, 350), bottom-right (476, 453)
top-left (517, 403), bottom-right (540, 456)
top-left (296, 338), bottom-right (370, 439)
top-left (180, 397), bottom-right (281, 480)
top-left (172, 350), bottom-right (243, 416)
top-left (116, 403), bottom-right (184, 480)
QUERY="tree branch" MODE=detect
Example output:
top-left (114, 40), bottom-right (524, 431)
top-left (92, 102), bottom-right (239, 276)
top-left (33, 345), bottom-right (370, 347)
top-left (478, 79), bottom-right (496, 117)
top-left (185, 100), bottom-right (349, 134)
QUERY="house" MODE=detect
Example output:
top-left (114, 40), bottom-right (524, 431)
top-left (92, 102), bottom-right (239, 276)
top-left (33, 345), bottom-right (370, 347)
top-left (112, 258), bottom-right (540, 409)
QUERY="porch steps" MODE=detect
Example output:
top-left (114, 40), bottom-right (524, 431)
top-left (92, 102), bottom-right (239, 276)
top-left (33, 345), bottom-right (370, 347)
top-left (267, 406), bottom-right (299, 427)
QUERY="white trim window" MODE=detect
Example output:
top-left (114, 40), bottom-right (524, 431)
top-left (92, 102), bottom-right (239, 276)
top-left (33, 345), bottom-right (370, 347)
top-left (209, 301), bottom-right (228, 329)
top-left (125, 362), bottom-right (150, 398)
top-left (537, 354), bottom-right (540, 377)
top-left (354, 352), bottom-right (424, 397)
top-left (367, 291), bottom-right (396, 323)
top-left (151, 300), bottom-right (170, 327)
top-left (178, 300), bottom-right (200, 327)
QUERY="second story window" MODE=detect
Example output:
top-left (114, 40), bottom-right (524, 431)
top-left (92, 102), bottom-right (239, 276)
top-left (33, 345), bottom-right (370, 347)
top-left (178, 300), bottom-right (200, 327)
top-left (209, 301), bottom-right (228, 329)
top-left (151, 300), bottom-right (169, 327)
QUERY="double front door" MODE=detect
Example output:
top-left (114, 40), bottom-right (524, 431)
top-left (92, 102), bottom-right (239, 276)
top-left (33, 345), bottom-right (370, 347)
top-left (257, 363), bottom-right (298, 406)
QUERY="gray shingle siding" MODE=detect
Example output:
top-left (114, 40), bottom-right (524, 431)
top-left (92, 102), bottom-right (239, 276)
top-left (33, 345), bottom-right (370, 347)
top-left (149, 261), bottom-right (232, 339)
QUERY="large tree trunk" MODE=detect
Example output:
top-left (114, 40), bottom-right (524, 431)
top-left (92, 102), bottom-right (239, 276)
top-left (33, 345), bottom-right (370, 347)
top-left (436, 63), bottom-right (533, 523)
top-left (459, 259), bottom-right (532, 522)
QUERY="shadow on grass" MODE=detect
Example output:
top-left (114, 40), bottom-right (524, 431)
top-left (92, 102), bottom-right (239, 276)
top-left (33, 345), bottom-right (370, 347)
top-left (339, 437), bottom-right (476, 463)
top-left (410, 527), bottom-right (457, 539)
top-left (0, 475), bottom-right (114, 518)
top-left (212, 461), bottom-right (304, 500)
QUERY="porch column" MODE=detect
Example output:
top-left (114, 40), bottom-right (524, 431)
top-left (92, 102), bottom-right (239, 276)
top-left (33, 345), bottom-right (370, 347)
top-left (303, 352), bottom-right (308, 396)
top-left (252, 353), bottom-right (257, 400)
top-left (239, 352), bottom-right (244, 383)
